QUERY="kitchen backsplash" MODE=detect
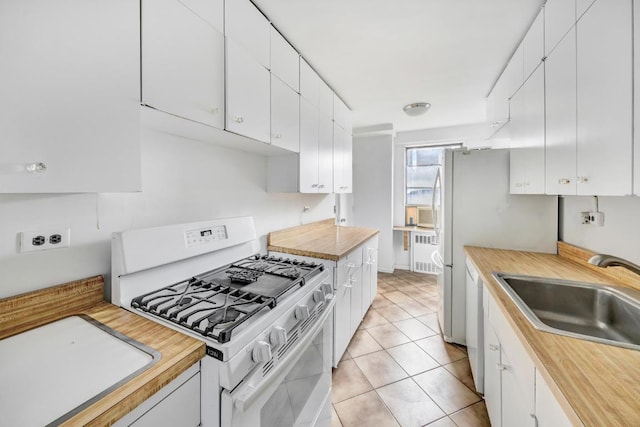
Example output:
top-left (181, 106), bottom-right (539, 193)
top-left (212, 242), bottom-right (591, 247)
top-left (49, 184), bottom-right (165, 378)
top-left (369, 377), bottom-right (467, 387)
top-left (0, 129), bottom-right (334, 299)
top-left (560, 195), bottom-right (640, 266)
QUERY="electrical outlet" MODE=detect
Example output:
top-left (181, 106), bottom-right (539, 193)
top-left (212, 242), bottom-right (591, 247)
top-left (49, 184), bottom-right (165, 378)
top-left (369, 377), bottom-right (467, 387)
top-left (581, 212), bottom-right (591, 224)
top-left (19, 228), bottom-right (71, 253)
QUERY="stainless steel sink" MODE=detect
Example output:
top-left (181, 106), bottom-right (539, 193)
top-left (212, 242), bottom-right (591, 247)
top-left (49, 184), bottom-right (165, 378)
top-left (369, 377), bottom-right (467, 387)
top-left (491, 273), bottom-right (640, 351)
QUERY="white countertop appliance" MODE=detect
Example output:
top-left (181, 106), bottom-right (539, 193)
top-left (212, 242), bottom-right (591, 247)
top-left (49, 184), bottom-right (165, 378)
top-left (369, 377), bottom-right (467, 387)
top-left (112, 217), bottom-right (335, 427)
top-left (433, 149), bottom-right (557, 345)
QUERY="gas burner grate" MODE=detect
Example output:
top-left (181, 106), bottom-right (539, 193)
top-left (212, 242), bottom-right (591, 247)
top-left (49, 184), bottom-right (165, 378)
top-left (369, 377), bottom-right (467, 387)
top-left (131, 278), bottom-right (275, 343)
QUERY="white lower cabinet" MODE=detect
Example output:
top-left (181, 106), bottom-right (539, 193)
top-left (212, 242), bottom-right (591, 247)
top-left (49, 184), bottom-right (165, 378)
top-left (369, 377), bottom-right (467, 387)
top-left (483, 285), bottom-right (576, 427)
top-left (270, 235), bottom-right (379, 367)
top-left (114, 363), bottom-right (200, 427)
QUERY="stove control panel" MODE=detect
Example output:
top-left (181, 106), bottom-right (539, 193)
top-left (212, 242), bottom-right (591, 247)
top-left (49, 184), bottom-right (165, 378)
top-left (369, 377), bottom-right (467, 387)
top-left (185, 225), bottom-right (228, 247)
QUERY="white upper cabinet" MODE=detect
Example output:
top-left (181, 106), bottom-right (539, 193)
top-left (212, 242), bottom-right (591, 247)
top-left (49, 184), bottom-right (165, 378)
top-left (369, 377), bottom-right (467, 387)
top-left (299, 97), bottom-right (320, 193)
top-left (504, 44), bottom-right (524, 100)
top-left (487, 44), bottom-right (523, 130)
top-left (225, 38), bottom-right (271, 143)
top-left (319, 80), bottom-right (335, 119)
top-left (510, 65), bottom-right (545, 194)
top-left (225, 0), bottom-right (270, 69)
top-left (333, 125), bottom-right (352, 193)
top-left (577, 0), bottom-right (597, 20)
top-left (270, 27), bottom-right (299, 92)
top-left (142, 0), bottom-right (224, 129)
top-left (181, 0), bottom-right (223, 32)
top-left (318, 116), bottom-right (335, 193)
top-left (635, 0), bottom-right (640, 196)
top-left (334, 95), bottom-right (352, 133)
top-left (0, 0), bottom-right (140, 193)
top-left (576, 0), bottom-right (632, 196)
top-left (544, 0), bottom-right (576, 56)
top-left (545, 29), bottom-right (577, 195)
top-left (271, 75), bottom-right (300, 152)
top-left (522, 9), bottom-right (544, 81)
top-left (300, 59), bottom-right (323, 105)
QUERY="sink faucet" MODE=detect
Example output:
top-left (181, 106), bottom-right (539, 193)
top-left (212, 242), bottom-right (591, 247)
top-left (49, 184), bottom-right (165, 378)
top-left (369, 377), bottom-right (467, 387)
top-left (588, 254), bottom-right (640, 276)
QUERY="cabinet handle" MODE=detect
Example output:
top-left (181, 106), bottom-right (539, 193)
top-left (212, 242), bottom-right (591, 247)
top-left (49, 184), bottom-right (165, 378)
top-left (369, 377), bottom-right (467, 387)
top-left (344, 283), bottom-right (352, 289)
top-left (346, 263), bottom-right (356, 268)
top-left (210, 107), bottom-right (220, 115)
top-left (524, 181), bottom-right (531, 186)
top-left (496, 363), bottom-right (508, 371)
top-left (318, 184), bottom-right (325, 188)
top-left (488, 344), bottom-right (499, 352)
top-left (311, 184), bottom-right (318, 188)
top-left (530, 413), bottom-right (539, 427)
top-left (349, 277), bottom-right (357, 284)
top-left (272, 133), bottom-right (282, 139)
top-left (577, 176), bottom-right (589, 183)
top-left (558, 178), bottom-right (571, 185)
top-left (25, 162), bottom-right (47, 173)
top-left (233, 116), bottom-right (244, 123)
top-left (515, 182), bottom-right (523, 188)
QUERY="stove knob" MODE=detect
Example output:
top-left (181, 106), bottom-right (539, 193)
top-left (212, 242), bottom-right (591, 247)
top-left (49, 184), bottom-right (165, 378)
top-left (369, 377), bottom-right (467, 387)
top-left (321, 283), bottom-right (333, 296)
top-left (269, 326), bottom-right (288, 347)
top-left (252, 340), bottom-right (272, 363)
top-left (295, 304), bottom-right (310, 321)
top-left (313, 289), bottom-right (324, 303)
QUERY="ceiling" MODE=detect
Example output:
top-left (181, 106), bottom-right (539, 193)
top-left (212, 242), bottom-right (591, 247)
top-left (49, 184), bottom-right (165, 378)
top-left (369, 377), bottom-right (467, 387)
top-left (253, 0), bottom-right (545, 132)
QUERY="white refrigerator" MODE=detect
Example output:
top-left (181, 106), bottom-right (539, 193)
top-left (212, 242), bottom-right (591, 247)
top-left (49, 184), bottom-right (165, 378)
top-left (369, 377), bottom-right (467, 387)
top-left (433, 148), bottom-right (557, 345)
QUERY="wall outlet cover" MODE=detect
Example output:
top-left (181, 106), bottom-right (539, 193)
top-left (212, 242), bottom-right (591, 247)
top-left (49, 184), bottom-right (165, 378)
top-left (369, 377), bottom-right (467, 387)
top-left (19, 228), bottom-right (71, 253)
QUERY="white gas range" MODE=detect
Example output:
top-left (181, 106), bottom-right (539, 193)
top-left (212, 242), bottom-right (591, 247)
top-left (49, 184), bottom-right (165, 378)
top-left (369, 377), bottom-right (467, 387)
top-left (111, 217), bottom-right (335, 427)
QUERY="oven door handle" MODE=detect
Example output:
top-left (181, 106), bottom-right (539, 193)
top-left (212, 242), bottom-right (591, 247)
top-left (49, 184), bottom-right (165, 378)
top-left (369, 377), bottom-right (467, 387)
top-left (233, 296), bottom-right (336, 412)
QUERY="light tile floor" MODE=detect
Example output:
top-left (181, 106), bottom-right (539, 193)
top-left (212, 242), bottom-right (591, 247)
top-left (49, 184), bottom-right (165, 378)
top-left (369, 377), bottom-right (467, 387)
top-left (331, 270), bottom-right (490, 427)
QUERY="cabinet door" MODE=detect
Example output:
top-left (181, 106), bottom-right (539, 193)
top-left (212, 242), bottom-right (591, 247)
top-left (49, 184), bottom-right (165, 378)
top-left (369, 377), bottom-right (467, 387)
top-left (225, 39), bottom-right (271, 143)
top-left (545, 29), bottom-right (577, 195)
top-left (509, 86), bottom-right (526, 194)
top-left (343, 130), bottom-right (353, 193)
top-left (535, 370), bottom-right (573, 427)
top-left (545, 0), bottom-right (576, 56)
top-left (318, 80), bottom-right (334, 119)
top-left (318, 116), bottom-right (334, 193)
top-left (0, 0), bottom-right (140, 193)
top-left (271, 76), bottom-right (300, 152)
top-left (349, 267), bottom-right (363, 335)
top-left (299, 98), bottom-right (320, 192)
top-left (501, 349), bottom-right (536, 427)
top-left (142, 0), bottom-right (224, 129)
top-left (333, 125), bottom-right (346, 193)
top-left (181, 0), bottom-right (223, 32)
top-left (225, 0), bottom-right (270, 68)
top-left (333, 282), bottom-right (351, 366)
top-left (635, 0), bottom-right (640, 196)
top-left (334, 95), bottom-right (352, 133)
top-left (576, 0), bottom-right (633, 196)
top-left (522, 65), bottom-right (545, 194)
top-left (577, 0), bottom-right (597, 20)
top-left (523, 9), bottom-right (544, 81)
top-left (270, 27), bottom-right (299, 91)
top-left (300, 59), bottom-right (320, 105)
top-left (484, 323), bottom-right (502, 427)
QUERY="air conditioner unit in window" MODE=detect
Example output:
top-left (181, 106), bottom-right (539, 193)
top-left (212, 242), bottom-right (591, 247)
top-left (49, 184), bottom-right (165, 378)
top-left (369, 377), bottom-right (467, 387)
top-left (416, 206), bottom-right (434, 228)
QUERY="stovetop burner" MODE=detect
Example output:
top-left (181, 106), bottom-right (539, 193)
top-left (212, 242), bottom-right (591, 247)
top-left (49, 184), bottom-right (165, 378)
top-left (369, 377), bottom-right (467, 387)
top-left (226, 268), bottom-right (264, 284)
top-left (130, 255), bottom-right (323, 343)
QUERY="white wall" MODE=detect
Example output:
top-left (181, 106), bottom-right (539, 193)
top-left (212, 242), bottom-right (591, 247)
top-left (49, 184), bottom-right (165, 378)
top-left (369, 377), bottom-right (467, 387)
top-left (560, 196), bottom-right (640, 266)
top-left (351, 134), bottom-right (394, 273)
top-left (0, 128), bottom-right (334, 299)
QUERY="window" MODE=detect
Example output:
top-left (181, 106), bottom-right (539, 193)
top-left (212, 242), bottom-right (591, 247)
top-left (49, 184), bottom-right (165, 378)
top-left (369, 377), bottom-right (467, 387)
top-left (405, 144), bottom-right (461, 227)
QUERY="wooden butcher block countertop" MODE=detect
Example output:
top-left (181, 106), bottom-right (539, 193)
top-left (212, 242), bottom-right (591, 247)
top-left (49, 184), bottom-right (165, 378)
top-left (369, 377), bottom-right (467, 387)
top-left (0, 276), bottom-right (205, 427)
top-left (465, 243), bottom-right (640, 427)
top-left (268, 219), bottom-right (379, 261)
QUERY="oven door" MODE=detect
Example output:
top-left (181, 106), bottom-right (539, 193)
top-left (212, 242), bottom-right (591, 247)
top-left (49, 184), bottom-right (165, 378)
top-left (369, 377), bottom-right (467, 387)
top-left (221, 298), bottom-right (335, 427)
